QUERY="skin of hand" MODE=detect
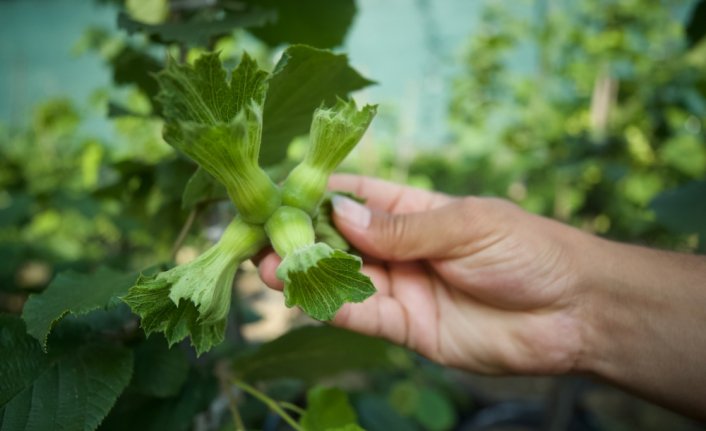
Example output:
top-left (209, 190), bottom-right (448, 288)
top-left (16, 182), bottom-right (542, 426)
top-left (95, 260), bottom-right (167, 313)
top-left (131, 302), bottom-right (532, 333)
top-left (257, 174), bottom-right (706, 418)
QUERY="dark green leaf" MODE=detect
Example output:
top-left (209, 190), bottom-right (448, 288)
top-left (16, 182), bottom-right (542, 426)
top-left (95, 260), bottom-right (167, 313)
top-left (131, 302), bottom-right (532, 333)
top-left (412, 388), bottom-right (455, 431)
top-left (107, 102), bottom-right (145, 118)
top-left (356, 395), bottom-right (420, 431)
top-left (650, 180), bottom-right (706, 236)
top-left (388, 381), bottom-right (420, 417)
top-left (181, 168), bottom-right (227, 209)
top-left (233, 325), bottom-right (394, 382)
top-left (100, 370), bottom-right (217, 431)
top-left (300, 386), bottom-right (361, 431)
top-left (117, 9), bottom-right (276, 46)
top-left (686, 0), bottom-right (706, 48)
top-left (21, 267), bottom-right (139, 350)
top-left (0, 316), bottom-right (133, 431)
top-left (132, 336), bottom-right (189, 398)
top-left (111, 46), bottom-right (163, 111)
top-left (260, 45), bottom-right (374, 166)
top-left (0, 316), bottom-right (48, 406)
top-left (245, 0), bottom-right (356, 49)
top-left (0, 193), bottom-right (32, 228)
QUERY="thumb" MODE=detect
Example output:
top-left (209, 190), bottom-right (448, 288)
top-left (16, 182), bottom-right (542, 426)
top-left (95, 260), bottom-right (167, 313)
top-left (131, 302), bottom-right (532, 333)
top-left (331, 195), bottom-right (471, 261)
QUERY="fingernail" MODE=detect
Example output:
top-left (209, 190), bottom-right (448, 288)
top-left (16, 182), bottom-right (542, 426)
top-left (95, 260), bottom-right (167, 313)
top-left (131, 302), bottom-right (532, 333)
top-left (332, 195), bottom-right (371, 228)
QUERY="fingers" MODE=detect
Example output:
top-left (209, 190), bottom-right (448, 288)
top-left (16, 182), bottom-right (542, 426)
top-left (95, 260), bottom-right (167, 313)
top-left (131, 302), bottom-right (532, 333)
top-left (332, 295), bottom-right (409, 347)
top-left (328, 174), bottom-right (453, 213)
top-left (331, 195), bottom-right (478, 261)
top-left (257, 251), bottom-right (283, 290)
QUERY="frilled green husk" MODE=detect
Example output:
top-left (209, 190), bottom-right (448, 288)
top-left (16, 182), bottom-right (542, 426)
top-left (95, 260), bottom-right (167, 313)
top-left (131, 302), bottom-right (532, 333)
top-left (306, 99), bottom-right (377, 173)
top-left (122, 275), bottom-right (226, 356)
top-left (122, 218), bottom-right (267, 355)
top-left (164, 108), bottom-right (281, 224)
top-left (276, 243), bottom-right (376, 321)
top-left (282, 99), bottom-right (376, 215)
top-left (155, 53), bottom-right (281, 223)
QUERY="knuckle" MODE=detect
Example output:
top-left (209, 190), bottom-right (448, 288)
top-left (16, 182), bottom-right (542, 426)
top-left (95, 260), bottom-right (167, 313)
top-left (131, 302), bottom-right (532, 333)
top-left (380, 213), bottom-right (410, 259)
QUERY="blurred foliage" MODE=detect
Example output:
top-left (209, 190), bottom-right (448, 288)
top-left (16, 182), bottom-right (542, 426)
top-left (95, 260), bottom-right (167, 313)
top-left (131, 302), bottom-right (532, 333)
top-left (407, 0), bottom-right (706, 252)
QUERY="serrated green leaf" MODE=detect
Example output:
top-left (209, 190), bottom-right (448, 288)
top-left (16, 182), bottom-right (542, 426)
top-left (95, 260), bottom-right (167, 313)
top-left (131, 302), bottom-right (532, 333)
top-left (260, 45), bottom-right (374, 166)
top-left (0, 316), bottom-right (48, 406)
top-left (132, 336), bottom-right (189, 398)
top-left (233, 325), bottom-right (394, 382)
top-left (0, 316), bottom-right (133, 431)
top-left (300, 386), bottom-right (361, 431)
top-left (277, 243), bottom-right (376, 321)
top-left (21, 267), bottom-right (139, 349)
top-left (243, 0), bottom-right (356, 49)
top-left (118, 9), bottom-right (276, 46)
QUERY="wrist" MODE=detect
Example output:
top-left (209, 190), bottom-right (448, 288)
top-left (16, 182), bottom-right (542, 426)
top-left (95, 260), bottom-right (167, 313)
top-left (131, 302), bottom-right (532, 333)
top-left (570, 234), bottom-right (630, 375)
top-left (572, 234), bottom-right (706, 416)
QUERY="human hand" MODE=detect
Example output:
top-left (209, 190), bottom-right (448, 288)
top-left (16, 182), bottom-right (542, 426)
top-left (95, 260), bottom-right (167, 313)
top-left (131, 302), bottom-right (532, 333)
top-left (258, 174), bottom-right (592, 375)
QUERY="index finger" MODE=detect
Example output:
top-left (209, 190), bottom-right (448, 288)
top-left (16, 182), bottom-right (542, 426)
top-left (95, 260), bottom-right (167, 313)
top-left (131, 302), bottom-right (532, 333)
top-left (328, 174), bottom-right (454, 214)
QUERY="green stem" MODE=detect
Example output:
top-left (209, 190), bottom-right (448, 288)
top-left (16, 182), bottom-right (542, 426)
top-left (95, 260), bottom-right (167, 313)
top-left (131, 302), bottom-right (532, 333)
top-left (226, 386), bottom-right (246, 431)
top-left (233, 379), bottom-right (304, 431)
top-left (279, 401), bottom-right (306, 416)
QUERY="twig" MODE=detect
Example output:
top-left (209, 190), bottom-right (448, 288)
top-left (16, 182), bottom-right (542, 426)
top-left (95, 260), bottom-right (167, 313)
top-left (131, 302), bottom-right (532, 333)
top-left (227, 392), bottom-right (246, 431)
top-left (215, 362), bottom-right (246, 431)
top-left (170, 207), bottom-right (199, 261)
top-left (279, 401), bottom-right (305, 416)
top-left (233, 380), bottom-right (305, 431)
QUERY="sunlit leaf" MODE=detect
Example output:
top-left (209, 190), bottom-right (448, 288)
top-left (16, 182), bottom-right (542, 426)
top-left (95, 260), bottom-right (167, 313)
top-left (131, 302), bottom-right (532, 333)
top-left (300, 386), bottom-right (362, 431)
top-left (260, 45), bottom-right (374, 166)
